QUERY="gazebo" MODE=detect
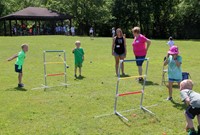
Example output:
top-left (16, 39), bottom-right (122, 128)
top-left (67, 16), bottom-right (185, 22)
top-left (0, 7), bottom-right (73, 36)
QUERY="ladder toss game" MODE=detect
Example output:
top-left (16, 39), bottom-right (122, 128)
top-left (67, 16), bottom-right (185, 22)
top-left (43, 50), bottom-right (69, 88)
top-left (114, 58), bottom-right (154, 121)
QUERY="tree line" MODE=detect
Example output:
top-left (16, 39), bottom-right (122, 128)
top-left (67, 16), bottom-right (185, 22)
top-left (0, 0), bottom-right (199, 39)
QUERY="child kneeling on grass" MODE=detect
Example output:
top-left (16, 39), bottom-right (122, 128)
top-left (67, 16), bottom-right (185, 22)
top-left (164, 46), bottom-right (182, 100)
top-left (180, 79), bottom-right (200, 135)
top-left (72, 41), bottom-right (84, 78)
top-left (7, 44), bottom-right (29, 88)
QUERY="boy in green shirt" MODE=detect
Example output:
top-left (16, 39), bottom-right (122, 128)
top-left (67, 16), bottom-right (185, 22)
top-left (7, 44), bottom-right (29, 88)
top-left (72, 41), bottom-right (84, 78)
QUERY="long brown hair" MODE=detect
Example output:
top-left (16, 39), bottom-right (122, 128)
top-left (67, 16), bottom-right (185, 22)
top-left (116, 28), bottom-right (123, 37)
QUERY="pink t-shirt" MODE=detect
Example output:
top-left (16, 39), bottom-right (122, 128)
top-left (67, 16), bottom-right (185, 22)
top-left (132, 34), bottom-right (148, 56)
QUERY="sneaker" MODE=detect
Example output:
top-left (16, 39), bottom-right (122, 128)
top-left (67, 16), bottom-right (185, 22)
top-left (122, 73), bottom-right (126, 76)
top-left (166, 97), bottom-right (173, 101)
top-left (18, 83), bottom-right (24, 88)
top-left (188, 129), bottom-right (197, 135)
top-left (74, 74), bottom-right (77, 78)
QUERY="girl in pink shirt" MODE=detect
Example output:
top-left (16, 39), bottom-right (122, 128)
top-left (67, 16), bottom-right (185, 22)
top-left (132, 27), bottom-right (151, 81)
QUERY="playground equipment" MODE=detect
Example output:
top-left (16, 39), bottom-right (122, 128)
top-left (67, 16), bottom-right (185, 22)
top-left (43, 50), bottom-right (68, 88)
top-left (114, 58), bottom-right (154, 121)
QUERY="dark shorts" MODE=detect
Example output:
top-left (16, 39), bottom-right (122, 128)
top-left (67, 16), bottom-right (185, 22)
top-left (186, 106), bottom-right (200, 119)
top-left (15, 64), bottom-right (22, 73)
top-left (113, 52), bottom-right (126, 57)
top-left (135, 56), bottom-right (146, 66)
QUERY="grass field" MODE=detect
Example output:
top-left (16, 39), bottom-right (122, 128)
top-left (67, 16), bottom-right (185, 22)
top-left (0, 36), bottom-right (199, 135)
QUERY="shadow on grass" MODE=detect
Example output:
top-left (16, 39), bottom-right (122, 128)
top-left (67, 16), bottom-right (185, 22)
top-left (5, 87), bottom-right (27, 91)
top-left (170, 100), bottom-right (186, 110)
top-left (117, 116), bottom-right (131, 127)
top-left (139, 80), bottom-right (159, 86)
top-left (74, 75), bottom-right (86, 80)
top-left (119, 74), bottom-right (130, 78)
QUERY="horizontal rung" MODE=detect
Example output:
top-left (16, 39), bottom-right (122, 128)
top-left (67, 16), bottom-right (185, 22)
top-left (119, 75), bottom-right (146, 80)
top-left (118, 91), bottom-right (142, 96)
top-left (47, 73), bottom-right (65, 76)
top-left (45, 62), bottom-right (65, 64)
top-left (120, 58), bottom-right (149, 63)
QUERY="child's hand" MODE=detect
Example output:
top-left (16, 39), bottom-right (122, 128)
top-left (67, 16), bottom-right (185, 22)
top-left (72, 48), bottom-right (75, 53)
top-left (82, 57), bottom-right (84, 61)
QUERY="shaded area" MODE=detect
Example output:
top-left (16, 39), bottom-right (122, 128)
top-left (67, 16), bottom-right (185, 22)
top-left (5, 87), bottom-right (27, 91)
top-left (171, 100), bottom-right (186, 110)
top-left (74, 75), bottom-right (86, 80)
top-left (139, 80), bottom-right (159, 86)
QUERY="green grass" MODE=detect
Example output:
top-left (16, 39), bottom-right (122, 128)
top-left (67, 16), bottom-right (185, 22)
top-left (0, 36), bottom-right (199, 135)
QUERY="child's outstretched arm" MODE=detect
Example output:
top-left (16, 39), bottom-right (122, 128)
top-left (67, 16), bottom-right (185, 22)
top-left (7, 54), bottom-right (18, 61)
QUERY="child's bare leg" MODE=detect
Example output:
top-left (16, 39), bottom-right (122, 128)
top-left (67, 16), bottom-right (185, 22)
top-left (197, 114), bottom-right (200, 130)
top-left (185, 112), bottom-right (194, 130)
top-left (168, 81), bottom-right (173, 97)
top-left (79, 67), bottom-right (81, 76)
top-left (18, 73), bottom-right (23, 84)
top-left (138, 66), bottom-right (142, 76)
top-left (74, 67), bottom-right (77, 76)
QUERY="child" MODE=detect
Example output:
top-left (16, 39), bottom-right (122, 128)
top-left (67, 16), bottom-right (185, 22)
top-left (167, 36), bottom-right (175, 48)
top-left (112, 27), bottom-right (115, 38)
top-left (89, 27), bottom-right (94, 38)
top-left (164, 46), bottom-right (182, 100)
top-left (180, 79), bottom-right (200, 135)
top-left (72, 41), bottom-right (84, 78)
top-left (7, 44), bottom-right (29, 88)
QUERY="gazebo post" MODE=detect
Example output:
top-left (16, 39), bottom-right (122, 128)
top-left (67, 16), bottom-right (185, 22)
top-left (15, 19), bottom-right (17, 36)
top-left (3, 20), bottom-right (6, 36)
top-left (9, 20), bottom-right (12, 36)
top-left (70, 19), bottom-right (72, 29)
top-left (21, 20), bottom-right (23, 35)
top-left (39, 20), bottom-right (41, 35)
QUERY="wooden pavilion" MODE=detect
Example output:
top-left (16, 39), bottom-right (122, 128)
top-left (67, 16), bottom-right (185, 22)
top-left (0, 7), bottom-right (73, 36)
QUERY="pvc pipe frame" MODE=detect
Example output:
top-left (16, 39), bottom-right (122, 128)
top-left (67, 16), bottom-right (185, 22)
top-left (43, 50), bottom-right (67, 87)
top-left (114, 58), bottom-right (154, 121)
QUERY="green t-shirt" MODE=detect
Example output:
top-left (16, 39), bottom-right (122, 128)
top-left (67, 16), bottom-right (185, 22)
top-left (180, 89), bottom-right (200, 108)
top-left (168, 55), bottom-right (182, 80)
top-left (73, 48), bottom-right (84, 64)
top-left (15, 50), bottom-right (26, 69)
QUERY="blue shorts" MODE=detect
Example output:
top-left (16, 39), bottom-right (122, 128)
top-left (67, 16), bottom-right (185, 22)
top-left (168, 78), bottom-right (182, 82)
top-left (135, 56), bottom-right (146, 66)
top-left (113, 52), bottom-right (125, 57)
top-left (15, 64), bottom-right (22, 73)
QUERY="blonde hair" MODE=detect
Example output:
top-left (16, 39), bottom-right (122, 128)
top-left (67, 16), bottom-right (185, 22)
top-left (116, 28), bottom-right (123, 37)
top-left (180, 79), bottom-right (193, 90)
top-left (75, 40), bottom-right (81, 45)
top-left (132, 27), bottom-right (140, 34)
top-left (21, 44), bottom-right (28, 49)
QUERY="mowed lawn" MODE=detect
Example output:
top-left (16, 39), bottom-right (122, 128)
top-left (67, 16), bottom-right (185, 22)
top-left (0, 36), bottom-right (199, 135)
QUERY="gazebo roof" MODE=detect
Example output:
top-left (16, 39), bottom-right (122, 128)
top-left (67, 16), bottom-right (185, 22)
top-left (0, 7), bottom-right (73, 20)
